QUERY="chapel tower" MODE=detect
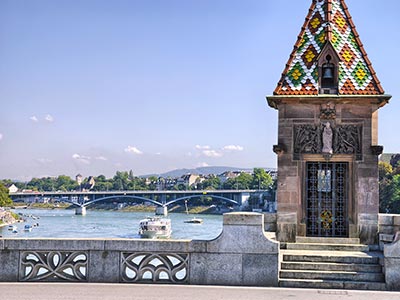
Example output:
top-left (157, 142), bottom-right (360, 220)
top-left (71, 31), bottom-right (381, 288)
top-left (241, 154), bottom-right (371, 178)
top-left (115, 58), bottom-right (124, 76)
top-left (267, 0), bottom-right (391, 244)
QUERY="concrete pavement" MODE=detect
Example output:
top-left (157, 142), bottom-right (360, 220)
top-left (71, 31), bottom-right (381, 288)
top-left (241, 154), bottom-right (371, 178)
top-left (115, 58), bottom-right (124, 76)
top-left (1, 283), bottom-right (400, 300)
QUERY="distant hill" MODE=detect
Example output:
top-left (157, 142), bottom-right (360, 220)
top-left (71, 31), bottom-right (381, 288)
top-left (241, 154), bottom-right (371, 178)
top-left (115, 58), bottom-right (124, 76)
top-left (144, 166), bottom-right (275, 178)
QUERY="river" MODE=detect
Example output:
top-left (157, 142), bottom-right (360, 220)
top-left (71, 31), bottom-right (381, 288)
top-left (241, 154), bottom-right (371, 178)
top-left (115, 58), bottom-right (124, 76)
top-left (0, 208), bottom-right (223, 240)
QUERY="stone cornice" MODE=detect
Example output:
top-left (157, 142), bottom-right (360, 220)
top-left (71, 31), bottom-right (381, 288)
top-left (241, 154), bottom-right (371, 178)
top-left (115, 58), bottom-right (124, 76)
top-left (266, 94), bottom-right (392, 110)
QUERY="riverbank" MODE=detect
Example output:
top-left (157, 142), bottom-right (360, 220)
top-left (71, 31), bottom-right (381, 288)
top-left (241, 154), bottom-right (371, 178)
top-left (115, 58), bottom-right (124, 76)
top-left (12, 202), bottom-right (230, 214)
top-left (0, 210), bottom-right (20, 228)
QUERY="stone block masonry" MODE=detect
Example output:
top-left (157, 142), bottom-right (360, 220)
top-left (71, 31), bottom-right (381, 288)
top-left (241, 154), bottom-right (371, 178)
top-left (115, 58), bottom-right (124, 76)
top-left (0, 213), bottom-right (279, 286)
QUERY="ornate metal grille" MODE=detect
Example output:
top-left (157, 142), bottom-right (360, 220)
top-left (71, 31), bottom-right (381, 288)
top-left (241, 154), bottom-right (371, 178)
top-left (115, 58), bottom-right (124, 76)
top-left (306, 162), bottom-right (348, 237)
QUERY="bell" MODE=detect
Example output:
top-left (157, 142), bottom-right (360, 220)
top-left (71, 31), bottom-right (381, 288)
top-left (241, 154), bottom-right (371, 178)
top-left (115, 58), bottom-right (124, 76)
top-left (323, 66), bottom-right (333, 79)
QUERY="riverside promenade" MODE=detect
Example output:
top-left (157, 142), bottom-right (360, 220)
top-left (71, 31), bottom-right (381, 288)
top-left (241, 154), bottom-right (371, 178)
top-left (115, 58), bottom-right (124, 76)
top-left (1, 283), bottom-right (400, 300)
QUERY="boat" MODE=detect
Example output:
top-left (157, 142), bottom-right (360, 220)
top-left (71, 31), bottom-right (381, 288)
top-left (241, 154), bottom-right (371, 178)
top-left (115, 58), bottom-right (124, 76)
top-left (183, 200), bottom-right (203, 224)
top-left (138, 217), bottom-right (172, 239)
top-left (24, 225), bottom-right (33, 232)
top-left (183, 217), bottom-right (203, 224)
top-left (8, 225), bottom-right (17, 231)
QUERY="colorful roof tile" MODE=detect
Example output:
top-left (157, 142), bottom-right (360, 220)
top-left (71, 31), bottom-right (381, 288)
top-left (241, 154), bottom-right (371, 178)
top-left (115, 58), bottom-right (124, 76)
top-left (274, 0), bottom-right (384, 96)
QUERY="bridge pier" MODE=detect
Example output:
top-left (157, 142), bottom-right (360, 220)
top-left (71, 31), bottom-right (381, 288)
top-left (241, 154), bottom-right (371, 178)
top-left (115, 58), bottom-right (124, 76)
top-left (155, 206), bottom-right (168, 216)
top-left (75, 207), bottom-right (87, 216)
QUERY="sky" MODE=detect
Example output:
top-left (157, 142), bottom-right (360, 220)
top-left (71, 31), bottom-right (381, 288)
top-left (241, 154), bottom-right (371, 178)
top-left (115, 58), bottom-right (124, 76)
top-left (0, 0), bottom-right (399, 181)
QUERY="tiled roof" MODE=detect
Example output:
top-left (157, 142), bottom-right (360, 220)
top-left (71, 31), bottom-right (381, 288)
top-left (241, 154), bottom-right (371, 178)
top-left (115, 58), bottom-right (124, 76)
top-left (274, 0), bottom-right (384, 96)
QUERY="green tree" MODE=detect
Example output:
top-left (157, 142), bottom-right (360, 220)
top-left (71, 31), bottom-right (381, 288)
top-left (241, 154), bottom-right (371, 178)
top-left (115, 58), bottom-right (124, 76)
top-left (198, 175), bottom-right (221, 190)
top-left (251, 168), bottom-right (274, 190)
top-left (223, 172), bottom-right (253, 190)
top-left (113, 171), bottom-right (129, 190)
top-left (0, 183), bottom-right (12, 207)
top-left (384, 174), bottom-right (400, 213)
top-left (55, 175), bottom-right (78, 191)
top-left (379, 161), bottom-right (393, 181)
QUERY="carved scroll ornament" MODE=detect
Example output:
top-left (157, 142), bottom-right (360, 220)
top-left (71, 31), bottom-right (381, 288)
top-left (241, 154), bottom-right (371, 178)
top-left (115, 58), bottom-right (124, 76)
top-left (20, 251), bottom-right (88, 282)
top-left (121, 252), bottom-right (188, 283)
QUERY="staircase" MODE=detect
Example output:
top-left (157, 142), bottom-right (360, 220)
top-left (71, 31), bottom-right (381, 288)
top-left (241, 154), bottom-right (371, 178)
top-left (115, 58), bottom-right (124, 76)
top-left (279, 237), bottom-right (386, 290)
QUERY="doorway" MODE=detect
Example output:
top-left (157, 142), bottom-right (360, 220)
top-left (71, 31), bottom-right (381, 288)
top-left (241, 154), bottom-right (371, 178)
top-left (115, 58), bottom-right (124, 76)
top-left (306, 162), bottom-right (348, 237)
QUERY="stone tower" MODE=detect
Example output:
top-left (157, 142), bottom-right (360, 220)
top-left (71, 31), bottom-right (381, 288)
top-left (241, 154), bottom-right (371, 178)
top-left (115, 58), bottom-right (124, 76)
top-left (267, 0), bottom-right (391, 244)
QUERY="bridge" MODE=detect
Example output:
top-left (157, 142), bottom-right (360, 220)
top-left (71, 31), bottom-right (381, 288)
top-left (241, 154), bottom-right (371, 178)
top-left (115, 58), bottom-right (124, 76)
top-left (9, 190), bottom-right (261, 215)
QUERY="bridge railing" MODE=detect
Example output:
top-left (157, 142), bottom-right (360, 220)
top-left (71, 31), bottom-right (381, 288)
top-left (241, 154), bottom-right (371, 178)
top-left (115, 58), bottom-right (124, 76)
top-left (0, 213), bottom-right (279, 286)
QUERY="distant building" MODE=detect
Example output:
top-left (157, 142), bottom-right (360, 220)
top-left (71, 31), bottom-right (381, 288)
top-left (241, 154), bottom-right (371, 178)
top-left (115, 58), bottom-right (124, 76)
top-left (76, 174), bottom-right (83, 185)
top-left (217, 171), bottom-right (242, 184)
top-left (7, 184), bottom-right (18, 193)
top-left (177, 174), bottom-right (200, 188)
top-left (77, 175), bottom-right (95, 191)
top-left (83, 176), bottom-right (95, 191)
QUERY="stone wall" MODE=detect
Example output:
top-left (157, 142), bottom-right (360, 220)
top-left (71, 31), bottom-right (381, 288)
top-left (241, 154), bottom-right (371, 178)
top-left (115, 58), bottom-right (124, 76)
top-left (0, 212), bottom-right (279, 286)
top-left (268, 98), bottom-right (382, 245)
top-left (381, 213), bottom-right (400, 290)
top-left (379, 214), bottom-right (400, 249)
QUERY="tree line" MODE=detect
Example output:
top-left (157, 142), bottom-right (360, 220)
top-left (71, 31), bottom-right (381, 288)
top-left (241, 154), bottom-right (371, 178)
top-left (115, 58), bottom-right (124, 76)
top-left (0, 168), bottom-right (275, 193)
top-left (379, 156), bottom-right (400, 213)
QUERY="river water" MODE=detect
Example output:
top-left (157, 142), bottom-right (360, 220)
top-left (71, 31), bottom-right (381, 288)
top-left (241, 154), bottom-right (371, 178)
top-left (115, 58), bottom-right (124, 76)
top-left (0, 209), bottom-right (223, 240)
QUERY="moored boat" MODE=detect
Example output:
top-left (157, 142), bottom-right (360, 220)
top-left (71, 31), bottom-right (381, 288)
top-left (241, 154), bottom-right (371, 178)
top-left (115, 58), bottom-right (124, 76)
top-left (183, 200), bottom-right (203, 224)
top-left (138, 217), bottom-right (171, 239)
top-left (24, 225), bottom-right (33, 232)
top-left (183, 217), bottom-right (203, 224)
top-left (8, 225), bottom-right (17, 231)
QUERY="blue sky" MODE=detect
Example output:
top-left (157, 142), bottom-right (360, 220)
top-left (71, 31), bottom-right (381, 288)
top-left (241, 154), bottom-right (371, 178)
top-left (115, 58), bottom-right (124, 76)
top-left (0, 0), bottom-right (399, 180)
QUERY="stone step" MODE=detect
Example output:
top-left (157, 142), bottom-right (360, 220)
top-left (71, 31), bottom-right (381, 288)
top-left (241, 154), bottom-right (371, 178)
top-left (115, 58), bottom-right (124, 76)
top-left (281, 261), bottom-right (382, 273)
top-left (282, 252), bottom-right (380, 264)
top-left (279, 279), bottom-right (387, 291)
top-left (286, 242), bottom-right (369, 252)
top-left (280, 270), bottom-right (384, 282)
top-left (296, 237), bottom-right (360, 244)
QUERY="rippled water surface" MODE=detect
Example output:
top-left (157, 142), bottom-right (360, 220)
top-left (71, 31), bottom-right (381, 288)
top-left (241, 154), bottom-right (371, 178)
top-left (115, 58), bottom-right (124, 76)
top-left (0, 209), bottom-right (223, 240)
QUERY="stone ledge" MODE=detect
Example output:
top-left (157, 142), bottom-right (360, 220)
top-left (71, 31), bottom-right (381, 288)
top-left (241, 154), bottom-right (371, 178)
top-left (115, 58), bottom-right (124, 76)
top-left (104, 239), bottom-right (203, 252)
top-left (379, 214), bottom-right (395, 226)
top-left (3, 238), bottom-right (106, 251)
top-left (208, 213), bottom-right (279, 254)
top-left (223, 212), bottom-right (263, 226)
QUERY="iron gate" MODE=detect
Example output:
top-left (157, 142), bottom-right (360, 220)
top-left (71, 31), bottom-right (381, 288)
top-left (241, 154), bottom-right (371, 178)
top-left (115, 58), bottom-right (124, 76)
top-left (306, 162), bottom-right (348, 237)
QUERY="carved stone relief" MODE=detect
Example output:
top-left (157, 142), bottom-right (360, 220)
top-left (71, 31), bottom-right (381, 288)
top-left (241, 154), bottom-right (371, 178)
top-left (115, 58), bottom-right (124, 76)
top-left (293, 123), bottom-right (362, 160)
top-left (320, 102), bottom-right (336, 119)
top-left (333, 125), bottom-right (362, 160)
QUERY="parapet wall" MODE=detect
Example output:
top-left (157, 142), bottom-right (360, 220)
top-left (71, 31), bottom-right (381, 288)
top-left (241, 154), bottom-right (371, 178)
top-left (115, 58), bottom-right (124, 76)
top-left (0, 212), bottom-right (279, 286)
top-left (380, 213), bottom-right (400, 291)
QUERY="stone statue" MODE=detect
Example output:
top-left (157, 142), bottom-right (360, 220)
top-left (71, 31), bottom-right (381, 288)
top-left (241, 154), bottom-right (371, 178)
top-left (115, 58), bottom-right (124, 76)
top-left (322, 122), bottom-right (333, 154)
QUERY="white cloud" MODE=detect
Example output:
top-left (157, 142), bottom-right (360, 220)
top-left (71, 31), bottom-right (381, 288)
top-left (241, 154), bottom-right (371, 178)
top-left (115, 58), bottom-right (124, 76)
top-left (223, 145), bottom-right (244, 151)
top-left (124, 146), bottom-right (143, 155)
top-left (30, 116), bottom-right (39, 122)
top-left (0, 133), bottom-right (2, 141)
top-left (72, 153), bottom-right (91, 164)
top-left (195, 145), bottom-right (211, 150)
top-left (45, 114), bottom-right (54, 122)
top-left (36, 158), bottom-right (52, 164)
top-left (197, 162), bottom-right (209, 167)
top-left (95, 156), bottom-right (108, 161)
top-left (202, 149), bottom-right (223, 158)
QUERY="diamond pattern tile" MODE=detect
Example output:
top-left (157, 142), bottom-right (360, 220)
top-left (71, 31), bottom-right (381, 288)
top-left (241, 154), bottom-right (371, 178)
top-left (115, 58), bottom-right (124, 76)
top-left (274, 0), bottom-right (384, 96)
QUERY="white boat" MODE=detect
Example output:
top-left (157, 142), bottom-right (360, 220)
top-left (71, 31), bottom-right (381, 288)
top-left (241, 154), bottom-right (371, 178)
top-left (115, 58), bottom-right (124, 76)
top-left (8, 225), bottom-right (17, 231)
top-left (138, 217), bottom-right (171, 239)
top-left (183, 217), bottom-right (203, 224)
top-left (183, 200), bottom-right (203, 224)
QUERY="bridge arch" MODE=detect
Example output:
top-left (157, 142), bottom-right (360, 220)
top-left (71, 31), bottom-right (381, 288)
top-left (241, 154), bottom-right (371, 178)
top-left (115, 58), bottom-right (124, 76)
top-left (165, 195), bottom-right (239, 207)
top-left (83, 195), bottom-right (164, 208)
